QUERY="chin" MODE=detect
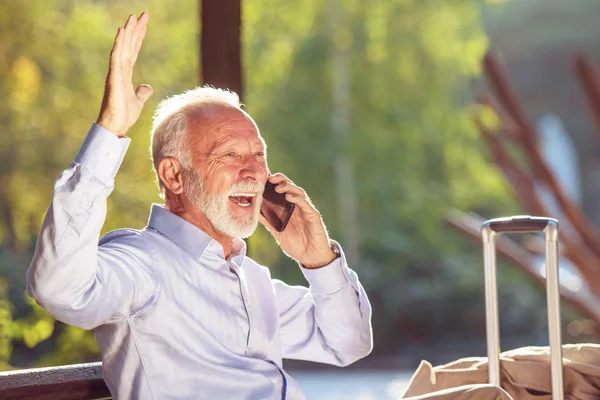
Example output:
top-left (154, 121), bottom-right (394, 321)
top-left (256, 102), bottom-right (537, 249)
top-left (233, 222), bottom-right (259, 239)
top-left (216, 217), bottom-right (259, 239)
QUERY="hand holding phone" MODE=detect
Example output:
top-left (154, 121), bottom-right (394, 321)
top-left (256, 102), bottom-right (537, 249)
top-left (259, 173), bottom-right (337, 268)
top-left (260, 180), bottom-right (295, 232)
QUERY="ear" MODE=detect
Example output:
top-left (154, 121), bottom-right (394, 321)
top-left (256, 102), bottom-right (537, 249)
top-left (157, 157), bottom-right (184, 195)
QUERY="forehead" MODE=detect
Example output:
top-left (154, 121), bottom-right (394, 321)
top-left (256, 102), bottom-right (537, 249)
top-left (187, 105), bottom-right (264, 150)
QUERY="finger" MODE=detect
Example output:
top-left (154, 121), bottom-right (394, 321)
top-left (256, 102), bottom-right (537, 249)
top-left (130, 25), bottom-right (147, 66)
top-left (135, 12), bottom-right (149, 34)
top-left (109, 26), bottom-right (124, 66)
top-left (128, 12), bottom-right (146, 55)
top-left (135, 84), bottom-right (154, 103)
top-left (268, 173), bottom-right (293, 185)
top-left (123, 14), bottom-right (137, 58)
top-left (129, 26), bottom-right (146, 67)
top-left (274, 181), bottom-right (307, 198)
top-left (124, 13), bottom-right (137, 28)
top-left (131, 12), bottom-right (149, 56)
top-left (284, 193), bottom-right (317, 214)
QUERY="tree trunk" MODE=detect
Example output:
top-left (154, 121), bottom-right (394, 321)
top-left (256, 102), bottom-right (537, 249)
top-left (327, 0), bottom-right (361, 267)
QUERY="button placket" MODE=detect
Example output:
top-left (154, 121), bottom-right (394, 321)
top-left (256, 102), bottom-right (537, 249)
top-left (229, 260), bottom-right (255, 355)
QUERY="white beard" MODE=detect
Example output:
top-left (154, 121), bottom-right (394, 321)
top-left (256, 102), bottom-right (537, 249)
top-left (182, 168), bottom-right (264, 238)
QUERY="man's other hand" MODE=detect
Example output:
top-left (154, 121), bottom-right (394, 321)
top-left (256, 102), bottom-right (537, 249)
top-left (97, 12), bottom-right (153, 138)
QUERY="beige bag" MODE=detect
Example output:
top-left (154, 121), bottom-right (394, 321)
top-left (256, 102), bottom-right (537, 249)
top-left (401, 344), bottom-right (600, 400)
top-left (401, 382), bottom-right (512, 400)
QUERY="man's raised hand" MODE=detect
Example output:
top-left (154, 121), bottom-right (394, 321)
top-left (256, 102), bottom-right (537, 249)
top-left (97, 12), bottom-right (153, 138)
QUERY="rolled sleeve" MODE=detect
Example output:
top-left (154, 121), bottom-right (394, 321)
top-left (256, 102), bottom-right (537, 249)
top-left (73, 123), bottom-right (131, 182)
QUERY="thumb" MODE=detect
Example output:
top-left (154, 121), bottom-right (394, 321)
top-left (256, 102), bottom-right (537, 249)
top-left (135, 84), bottom-right (153, 103)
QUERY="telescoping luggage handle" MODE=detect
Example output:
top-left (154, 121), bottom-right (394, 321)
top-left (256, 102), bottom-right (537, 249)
top-left (481, 216), bottom-right (564, 400)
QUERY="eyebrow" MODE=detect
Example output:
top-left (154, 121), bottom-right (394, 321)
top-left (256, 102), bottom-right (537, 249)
top-left (210, 136), bottom-right (266, 153)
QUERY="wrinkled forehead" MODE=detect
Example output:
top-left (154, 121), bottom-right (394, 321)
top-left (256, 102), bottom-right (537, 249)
top-left (186, 104), bottom-right (265, 149)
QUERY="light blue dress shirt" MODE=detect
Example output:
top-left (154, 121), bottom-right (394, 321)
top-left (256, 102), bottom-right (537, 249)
top-left (26, 123), bottom-right (373, 399)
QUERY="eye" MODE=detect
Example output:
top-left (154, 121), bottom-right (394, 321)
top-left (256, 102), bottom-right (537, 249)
top-left (254, 151), bottom-right (265, 157)
top-left (225, 152), bottom-right (236, 157)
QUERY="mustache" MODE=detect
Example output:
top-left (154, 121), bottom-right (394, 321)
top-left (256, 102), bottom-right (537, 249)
top-left (226, 180), bottom-right (265, 196)
top-left (181, 167), bottom-right (264, 197)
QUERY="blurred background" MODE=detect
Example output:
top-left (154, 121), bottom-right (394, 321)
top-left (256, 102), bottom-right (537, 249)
top-left (2, 0), bottom-right (600, 398)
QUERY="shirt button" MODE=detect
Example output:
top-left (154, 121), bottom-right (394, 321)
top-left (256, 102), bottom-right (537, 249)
top-left (108, 152), bottom-right (115, 159)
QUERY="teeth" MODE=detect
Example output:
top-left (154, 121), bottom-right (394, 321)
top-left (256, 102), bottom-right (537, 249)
top-left (230, 192), bottom-right (256, 197)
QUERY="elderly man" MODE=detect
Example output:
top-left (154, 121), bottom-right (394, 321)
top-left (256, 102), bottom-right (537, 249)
top-left (26, 12), bottom-right (372, 400)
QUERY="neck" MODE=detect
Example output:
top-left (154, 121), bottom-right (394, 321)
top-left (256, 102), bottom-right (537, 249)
top-left (165, 194), bottom-right (234, 259)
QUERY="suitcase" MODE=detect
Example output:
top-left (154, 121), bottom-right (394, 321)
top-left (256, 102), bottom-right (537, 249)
top-left (481, 216), bottom-right (564, 400)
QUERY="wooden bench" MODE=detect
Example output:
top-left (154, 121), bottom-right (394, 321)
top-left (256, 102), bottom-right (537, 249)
top-left (0, 362), bottom-right (110, 400)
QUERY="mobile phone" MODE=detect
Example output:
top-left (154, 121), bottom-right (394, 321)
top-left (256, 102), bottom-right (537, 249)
top-left (260, 181), bottom-right (295, 232)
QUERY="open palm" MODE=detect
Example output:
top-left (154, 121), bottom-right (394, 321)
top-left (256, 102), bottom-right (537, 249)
top-left (97, 13), bottom-right (153, 137)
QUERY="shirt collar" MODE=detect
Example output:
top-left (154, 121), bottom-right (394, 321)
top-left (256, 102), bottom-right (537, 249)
top-left (146, 204), bottom-right (247, 264)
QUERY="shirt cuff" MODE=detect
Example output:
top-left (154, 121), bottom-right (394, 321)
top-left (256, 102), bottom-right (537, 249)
top-left (73, 123), bottom-right (131, 182)
top-left (300, 241), bottom-right (350, 295)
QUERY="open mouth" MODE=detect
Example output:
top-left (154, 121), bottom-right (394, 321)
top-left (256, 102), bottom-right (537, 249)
top-left (228, 192), bottom-right (257, 208)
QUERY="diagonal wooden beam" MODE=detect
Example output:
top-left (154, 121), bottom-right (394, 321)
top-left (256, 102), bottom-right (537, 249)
top-left (474, 119), bottom-right (600, 296)
top-left (483, 52), bottom-right (600, 263)
top-left (477, 93), bottom-right (522, 142)
top-left (475, 117), bottom-right (536, 211)
top-left (575, 54), bottom-right (600, 144)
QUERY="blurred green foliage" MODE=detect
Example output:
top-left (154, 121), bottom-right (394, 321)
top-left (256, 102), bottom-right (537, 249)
top-left (0, 0), bottom-right (540, 370)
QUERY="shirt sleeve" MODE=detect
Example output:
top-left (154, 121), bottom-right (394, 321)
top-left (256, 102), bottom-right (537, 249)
top-left (26, 123), bottom-right (157, 330)
top-left (273, 241), bottom-right (373, 366)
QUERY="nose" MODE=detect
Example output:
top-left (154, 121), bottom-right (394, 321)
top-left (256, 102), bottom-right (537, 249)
top-left (240, 155), bottom-right (268, 182)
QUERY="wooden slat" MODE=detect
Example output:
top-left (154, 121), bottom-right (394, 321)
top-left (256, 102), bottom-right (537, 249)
top-left (0, 362), bottom-right (110, 400)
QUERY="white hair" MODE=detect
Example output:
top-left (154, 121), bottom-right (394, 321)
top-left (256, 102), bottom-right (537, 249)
top-left (150, 85), bottom-right (242, 197)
